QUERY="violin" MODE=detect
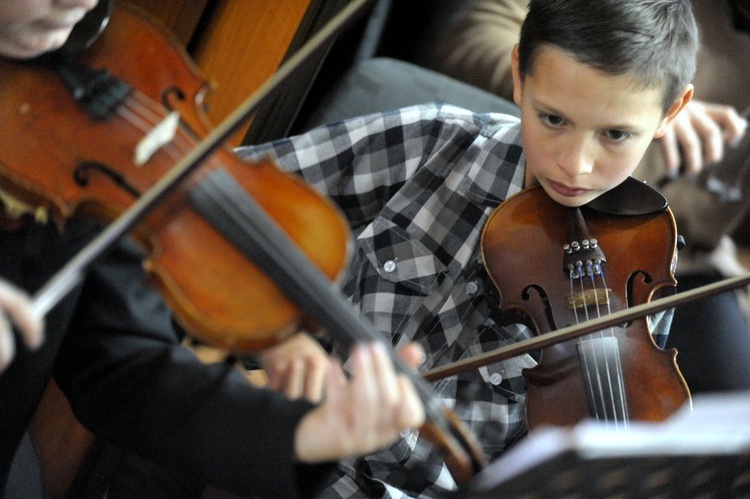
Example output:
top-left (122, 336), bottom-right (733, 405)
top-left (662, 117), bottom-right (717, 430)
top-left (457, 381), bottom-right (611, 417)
top-left (0, 0), bottom-right (485, 483)
top-left (431, 180), bottom-right (691, 428)
top-left (0, 1), bottom-right (353, 352)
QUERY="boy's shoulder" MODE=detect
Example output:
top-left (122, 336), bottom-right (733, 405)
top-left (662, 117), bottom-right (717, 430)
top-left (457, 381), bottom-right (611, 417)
top-left (396, 101), bottom-right (519, 121)
top-left (384, 102), bottom-right (520, 135)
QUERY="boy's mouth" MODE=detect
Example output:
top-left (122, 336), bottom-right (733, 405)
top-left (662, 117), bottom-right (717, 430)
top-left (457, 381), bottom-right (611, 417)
top-left (548, 180), bottom-right (591, 198)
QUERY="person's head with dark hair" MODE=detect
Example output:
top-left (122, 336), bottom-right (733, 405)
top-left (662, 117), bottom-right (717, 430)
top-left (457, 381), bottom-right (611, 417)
top-left (508, 0), bottom-right (697, 208)
top-left (516, 0), bottom-right (698, 113)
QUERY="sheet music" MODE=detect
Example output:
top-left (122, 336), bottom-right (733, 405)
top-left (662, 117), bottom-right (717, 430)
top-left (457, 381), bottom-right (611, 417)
top-left (464, 391), bottom-right (750, 498)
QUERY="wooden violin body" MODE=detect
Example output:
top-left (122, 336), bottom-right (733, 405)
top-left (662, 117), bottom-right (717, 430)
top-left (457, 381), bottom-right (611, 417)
top-left (0, 2), bottom-right (350, 353)
top-left (481, 185), bottom-right (691, 428)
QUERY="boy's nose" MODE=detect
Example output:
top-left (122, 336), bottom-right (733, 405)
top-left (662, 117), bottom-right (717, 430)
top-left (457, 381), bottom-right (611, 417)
top-left (556, 138), bottom-right (594, 177)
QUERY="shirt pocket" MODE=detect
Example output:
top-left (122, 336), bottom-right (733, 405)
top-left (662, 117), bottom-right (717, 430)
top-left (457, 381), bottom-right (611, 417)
top-left (358, 217), bottom-right (447, 295)
top-left (469, 322), bottom-right (536, 400)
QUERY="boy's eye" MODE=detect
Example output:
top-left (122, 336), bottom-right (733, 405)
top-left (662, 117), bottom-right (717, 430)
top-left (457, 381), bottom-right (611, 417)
top-left (604, 129), bottom-right (631, 142)
top-left (539, 112), bottom-right (564, 127)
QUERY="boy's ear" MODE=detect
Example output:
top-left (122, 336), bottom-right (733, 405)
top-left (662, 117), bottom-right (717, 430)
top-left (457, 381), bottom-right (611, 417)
top-left (655, 84), bottom-right (694, 138)
top-left (511, 44), bottom-right (523, 106)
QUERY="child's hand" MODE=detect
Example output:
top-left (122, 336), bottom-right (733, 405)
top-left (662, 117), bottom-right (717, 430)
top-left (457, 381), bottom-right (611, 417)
top-left (261, 332), bottom-right (331, 403)
top-left (0, 280), bottom-right (44, 373)
top-left (293, 342), bottom-right (425, 463)
top-left (261, 331), bottom-right (427, 406)
top-left (659, 99), bottom-right (748, 176)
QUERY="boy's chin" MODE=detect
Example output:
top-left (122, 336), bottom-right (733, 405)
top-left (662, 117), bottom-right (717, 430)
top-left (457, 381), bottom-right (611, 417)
top-left (0, 32), bottom-right (70, 59)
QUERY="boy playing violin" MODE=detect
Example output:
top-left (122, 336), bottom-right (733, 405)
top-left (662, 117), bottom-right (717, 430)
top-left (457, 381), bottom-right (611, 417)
top-left (238, 0), bottom-right (698, 496)
top-left (0, 1), bottom-right (426, 497)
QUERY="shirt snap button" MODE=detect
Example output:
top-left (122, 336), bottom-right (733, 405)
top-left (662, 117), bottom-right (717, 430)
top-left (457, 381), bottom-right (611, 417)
top-left (465, 281), bottom-right (479, 295)
top-left (489, 372), bottom-right (503, 385)
top-left (384, 260), bottom-right (397, 273)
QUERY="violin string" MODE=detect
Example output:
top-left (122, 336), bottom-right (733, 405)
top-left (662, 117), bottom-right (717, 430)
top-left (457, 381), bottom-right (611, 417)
top-left (569, 268), bottom-right (595, 419)
top-left (577, 335), bottom-right (602, 421)
top-left (119, 97), bottom-right (160, 133)
top-left (594, 270), bottom-right (628, 428)
top-left (598, 271), bottom-right (629, 429)
top-left (116, 91), bottom-right (253, 216)
top-left (118, 91), bottom-right (198, 163)
top-left (569, 267), bottom-right (602, 421)
top-left (116, 93), bottom-right (165, 133)
top-left (577, 269), bottom-right (606, 422)
top-left (591, 270), bottom-right (613, 424)
top-left (570, 265), bottom-right (603, 421)
top-left (572, 260), bottom-right (628, 428)
top-left (591, 271), bottom-right (612, 423)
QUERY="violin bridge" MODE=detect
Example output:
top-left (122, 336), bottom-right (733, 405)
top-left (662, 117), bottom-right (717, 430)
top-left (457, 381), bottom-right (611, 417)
top-left (566, 288), bottom-right (611, 310)
top-left (134, 111), bottom-right (180, 165)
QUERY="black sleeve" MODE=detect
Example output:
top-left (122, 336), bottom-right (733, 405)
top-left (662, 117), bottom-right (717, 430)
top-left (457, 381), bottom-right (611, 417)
top-left (53, 237), bottom-right (333, 498)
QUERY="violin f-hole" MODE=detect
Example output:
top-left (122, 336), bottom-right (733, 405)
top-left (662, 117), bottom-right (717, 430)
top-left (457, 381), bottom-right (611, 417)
top-left (74, 161), bottom-right (141, 198)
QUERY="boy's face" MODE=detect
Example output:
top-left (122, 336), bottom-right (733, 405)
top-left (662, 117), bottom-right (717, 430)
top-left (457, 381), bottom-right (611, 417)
top-left (512, 44), bottom-right (690, 208)
top-left (0, 0), bottom-right (99, 59)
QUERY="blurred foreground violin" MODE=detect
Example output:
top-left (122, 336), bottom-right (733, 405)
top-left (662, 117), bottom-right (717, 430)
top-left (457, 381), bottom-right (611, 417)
top-left (0, 0), bottom-right (485, 482)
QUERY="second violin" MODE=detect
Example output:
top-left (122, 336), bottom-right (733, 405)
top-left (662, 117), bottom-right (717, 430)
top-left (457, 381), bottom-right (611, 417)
top-left (481, 181), bottom-right (691, 429)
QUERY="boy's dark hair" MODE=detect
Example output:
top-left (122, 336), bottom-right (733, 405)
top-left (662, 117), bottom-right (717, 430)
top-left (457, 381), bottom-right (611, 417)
top-left (517, 0), bottom-right (698, 113)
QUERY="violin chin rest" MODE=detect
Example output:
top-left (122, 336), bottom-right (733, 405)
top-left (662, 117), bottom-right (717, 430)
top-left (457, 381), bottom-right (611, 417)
top-left (586, 176), bottom-right (668, 216)
top-left (43, 0), bottom-right (114, 57)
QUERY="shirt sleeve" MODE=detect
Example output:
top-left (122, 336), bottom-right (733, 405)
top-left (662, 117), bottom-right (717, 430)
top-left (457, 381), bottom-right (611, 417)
top-left (237, 103), bottom-right (507, 231)
top-left (649, 308), bottom-right (674, 349)
top-left (53, 236), bottom-right (332, 498)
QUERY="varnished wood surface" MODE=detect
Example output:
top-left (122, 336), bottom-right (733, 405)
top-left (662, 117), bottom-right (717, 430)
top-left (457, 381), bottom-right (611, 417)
top-left (190, 0), bottom-right (313, 144)
top-left (126, 0), bottom-right (210, 46)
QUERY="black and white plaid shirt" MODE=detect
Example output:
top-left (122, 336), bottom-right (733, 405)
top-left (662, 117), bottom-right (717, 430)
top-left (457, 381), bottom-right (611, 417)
top-left (238, 103), bottom-right (671, 498)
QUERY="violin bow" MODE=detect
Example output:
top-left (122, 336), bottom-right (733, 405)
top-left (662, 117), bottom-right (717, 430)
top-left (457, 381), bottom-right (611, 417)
top-left (423, 273), bottom-right (750, 382)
